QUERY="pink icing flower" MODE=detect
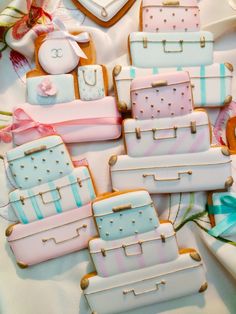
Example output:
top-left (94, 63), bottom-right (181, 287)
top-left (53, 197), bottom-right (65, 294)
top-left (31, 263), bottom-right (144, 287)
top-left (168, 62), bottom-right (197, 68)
top-left (37, 77), bottom-right (57, 97)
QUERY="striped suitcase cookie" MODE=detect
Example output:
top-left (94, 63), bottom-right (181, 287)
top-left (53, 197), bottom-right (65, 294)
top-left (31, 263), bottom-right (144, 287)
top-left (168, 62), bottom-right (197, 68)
top-left (89, 223), bottom-right (178, 277)
top-left (6, 204), bottom-right (97, 267)
top-left (123, 110), bottom-right (211, 157)
top-left (113, 63), bottom-right (233, 112)
top-left (9, 166), bottom-right (96, 224)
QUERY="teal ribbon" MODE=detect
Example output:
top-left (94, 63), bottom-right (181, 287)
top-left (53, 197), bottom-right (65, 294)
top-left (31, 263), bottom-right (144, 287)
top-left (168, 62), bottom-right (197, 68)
top-left (208, 195), bottom-right (236, 237)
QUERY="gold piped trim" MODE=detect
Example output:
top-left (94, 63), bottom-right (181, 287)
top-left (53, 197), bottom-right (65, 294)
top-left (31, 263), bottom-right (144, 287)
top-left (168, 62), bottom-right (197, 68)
top-left (5, 223), bottom-right (17, 237)
top-left (113, 65), bottom-right (122, 77)
top-left (118, 101), bottom-right (127, 112)
top-left (109, 155), bottom-right (118, 166)
top-left (199, 282), bottom-right (208, 293)
top-left (221, 146), bottom-right (230, 156)
top-left (190, 252), bottom-right (202, 262)
top-left (224, 62), bottom-right (234, 72)
top-left (225, 176), bottom-right (234, 189)
top-left (80, 278), bottom-right (89, 290)
top-left (17, 261), bottom-right (28, 269)
top-left (224, 95), bottom-right (233, 106)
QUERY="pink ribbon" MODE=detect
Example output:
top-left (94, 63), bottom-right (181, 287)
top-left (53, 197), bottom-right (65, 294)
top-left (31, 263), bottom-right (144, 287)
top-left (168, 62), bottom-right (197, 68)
top-left (45, 18), bottom-right (90, 59)
top-left (12, 108), bottom-right (122, 137)
top-left (0, 126), bottom-right (12, 143)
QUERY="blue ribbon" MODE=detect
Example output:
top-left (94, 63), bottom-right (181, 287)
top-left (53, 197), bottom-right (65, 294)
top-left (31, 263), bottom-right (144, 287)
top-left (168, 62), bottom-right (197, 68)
top-left (208, 195), bottom-right (236, 237)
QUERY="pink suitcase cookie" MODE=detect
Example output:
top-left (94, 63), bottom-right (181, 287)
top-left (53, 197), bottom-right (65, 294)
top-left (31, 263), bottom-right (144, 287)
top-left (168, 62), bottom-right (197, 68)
top-left (141, 0), bottom-right (200, 33)
top-left (131, 71), bottom-right (193, 120)
top-left (6, 204), bottom-right (97, 267)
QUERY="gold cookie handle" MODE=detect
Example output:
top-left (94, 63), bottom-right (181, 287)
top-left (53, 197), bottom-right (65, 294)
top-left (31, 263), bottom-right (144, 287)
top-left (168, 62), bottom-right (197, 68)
top-left (42, 224), bottom-right (87, 244)
top-left (143, 171), bottom-right (192, 182)
top-left (123, 280), bottom-right (166, 296)
top-left (112, 204), bottom-right (132, 212)
top-left (162, 40), bottom-right (183, 53)
top-left (152, 127), bottom-right (177, 140)
top-left (122, 242), bottom-right (143, 257)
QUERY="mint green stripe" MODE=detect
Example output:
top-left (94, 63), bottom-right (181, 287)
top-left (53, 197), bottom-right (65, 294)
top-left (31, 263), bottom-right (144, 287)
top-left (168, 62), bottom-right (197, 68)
top-left (83, 168), bottom-right (96, 200)
top-left (130, 67), bottom-right (136, 79)
top-left (28, 190), bottom-right (43, 220)
top-left (200, 65), bottom-right (206, 106)
top-left (152, 67), bottom-right (158, 74)
top-left (10, 193), bottom-right (28, 224)
top-left (68, 174), bottom-right (82, 207)
top-left (48, 182), bottom-right (63, 213)
top-left (220, 64), bottom-right (226, 104)
top-left (177, 66), bottom-right (183, 71)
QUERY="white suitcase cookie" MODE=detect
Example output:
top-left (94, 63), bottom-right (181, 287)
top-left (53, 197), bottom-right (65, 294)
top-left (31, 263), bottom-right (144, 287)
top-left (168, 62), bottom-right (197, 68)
top-left (81, 250), bottom-right (207, 314)
top-left (123, 110), bottom-right (211, 157)
top-left (129, 31), bottom-right (214, 68)
top-left (109, 147), bottom-right (233, 194)
top-left (89, 223), bottom-right (179, 277)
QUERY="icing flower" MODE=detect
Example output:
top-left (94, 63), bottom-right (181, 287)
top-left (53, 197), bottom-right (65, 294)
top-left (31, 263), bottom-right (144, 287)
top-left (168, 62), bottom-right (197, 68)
top-left (37, 77), bottom-right (57, 97)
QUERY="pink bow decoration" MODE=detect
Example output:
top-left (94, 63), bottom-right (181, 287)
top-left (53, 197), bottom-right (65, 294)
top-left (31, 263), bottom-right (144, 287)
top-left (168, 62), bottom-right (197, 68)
top-left (0, 126), bottom-right (12, 143)
top-left (12, 108), bottom-right (56, 137)
top-left (11, 107), bottom-right (122, 138)
top-left (37, 77), bottom-right (57, 97)
top-left (45, 18), bottom-right (90, 59)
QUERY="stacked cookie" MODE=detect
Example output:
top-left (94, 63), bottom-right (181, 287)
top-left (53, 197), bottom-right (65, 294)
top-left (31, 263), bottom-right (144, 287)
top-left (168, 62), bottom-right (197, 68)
top-left (5, 135), bottom-right (97, 267)
top-left (110, 70), bottom-right (233, 193)
top-left (81, 190), bottom-right (207, 314)
top-left (110, 0), bottom-right (233, 194)
top-left (10, 19), bottom-right (121, 146)
top-left (114, 0), bottom-right (233, 112)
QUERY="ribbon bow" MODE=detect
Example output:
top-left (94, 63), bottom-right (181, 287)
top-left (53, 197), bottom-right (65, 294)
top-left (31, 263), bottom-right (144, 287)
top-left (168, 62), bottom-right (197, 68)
top-left (12, 108), bottom-right (56, 137)
top-left (45, 18), bottom-right (90, 59)
top-left (208, 194), bottom-right (236, 237)
top-left (0, 126), bottom-right (12, 143)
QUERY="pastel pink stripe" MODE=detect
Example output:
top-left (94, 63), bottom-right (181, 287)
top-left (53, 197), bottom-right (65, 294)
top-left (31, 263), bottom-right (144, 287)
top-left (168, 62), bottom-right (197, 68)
top-left (168, 129), bottom-right (191, 154)
top-left (188, 129), bottom-right (208, 153)
top-left (94, 253), bottom-right (109, 277)
top-left (114, 249), bottom-right (127, 273)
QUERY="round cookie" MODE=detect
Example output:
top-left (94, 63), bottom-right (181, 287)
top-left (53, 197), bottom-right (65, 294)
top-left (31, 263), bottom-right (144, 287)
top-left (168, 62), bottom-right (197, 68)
top-left (38, 38), bottom-right (79, 75)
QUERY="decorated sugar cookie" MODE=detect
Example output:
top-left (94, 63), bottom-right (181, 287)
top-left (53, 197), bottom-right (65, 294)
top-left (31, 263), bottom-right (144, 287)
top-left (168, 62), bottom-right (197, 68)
top-left (72, 0), bottom-right (136, 27)
top-left (27, 18), bottom-right (96, 102)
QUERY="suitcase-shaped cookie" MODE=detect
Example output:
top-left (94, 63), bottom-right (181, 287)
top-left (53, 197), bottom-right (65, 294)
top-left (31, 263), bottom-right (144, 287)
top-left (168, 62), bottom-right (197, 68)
top-left (5, 204), bottom-right (97, 267)
top-left (26, 74), bottom-right (76, 105)
top-left (92, 190), bottom-right (159, 240)
top-left (6, 135), bottom-right (74, 189)
top-left (109, 147), bottom-right (233, 194)
top-left (129, 31), bottom-right (214, 68)
top-left (77, 65), bottom-right (108, 101)
top-left (130, 71), bottom-right (193, 119)
top-left (113, 63), bottom-right (233, 112)
top-left (9, 166), bottom-right (96, 224)
top-left (208, 192), bottom-right (236, 237)
top-left (89, 223), bottom-right (179, 277)
top-left (123, 110), bottom-right (211, 157)
top-left (140, 0), bottom-right (200, 33)
top-left (81, 250), bottom-right (207, 314)
top-left (12, 97), bottom-right (122, 146)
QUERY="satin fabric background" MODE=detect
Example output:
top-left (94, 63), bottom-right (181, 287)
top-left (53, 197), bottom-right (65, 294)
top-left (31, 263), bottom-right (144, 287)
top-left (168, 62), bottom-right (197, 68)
top-left (0, 1), bottom-right (236, 313)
